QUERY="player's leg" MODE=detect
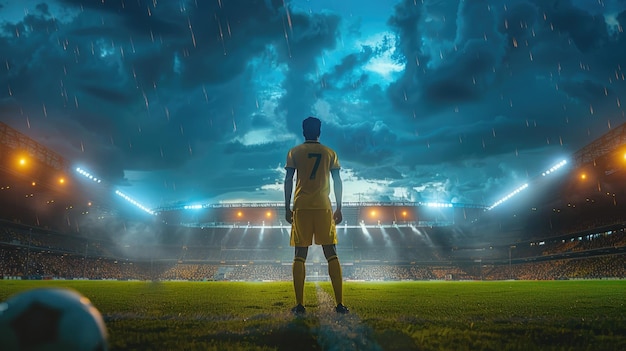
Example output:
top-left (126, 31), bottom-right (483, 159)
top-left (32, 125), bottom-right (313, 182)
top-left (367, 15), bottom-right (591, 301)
top-left (292, 246), bottom-right (308, 311)
top-left (290, 210), bottom-right (314, 313)
top-left (313, 209), bottom-right (348, 313)
top-left (322, 244), bottom-right (347, 313)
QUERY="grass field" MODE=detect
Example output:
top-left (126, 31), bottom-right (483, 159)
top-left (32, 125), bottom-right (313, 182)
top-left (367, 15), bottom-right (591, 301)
top-left (1, 279), bottom-right (625, 350)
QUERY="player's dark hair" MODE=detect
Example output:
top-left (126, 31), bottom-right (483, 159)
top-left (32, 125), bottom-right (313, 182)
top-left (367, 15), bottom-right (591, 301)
top-left (303, 116), bottom-right (321, 140)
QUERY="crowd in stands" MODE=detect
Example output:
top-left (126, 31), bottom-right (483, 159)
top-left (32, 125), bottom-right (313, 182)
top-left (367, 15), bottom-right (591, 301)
top-left (1, 220), bottom-right (625, 281)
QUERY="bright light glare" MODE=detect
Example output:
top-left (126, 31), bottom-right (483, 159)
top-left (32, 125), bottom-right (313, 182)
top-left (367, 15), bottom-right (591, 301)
top-left (488, 183), bottom-right (529, 210)
top-left (115, 190), bottom-right (155, 215)
top-left (541, 159), bottom-right (567, 176)
top-left (183, 204), bottom-right (203, 210)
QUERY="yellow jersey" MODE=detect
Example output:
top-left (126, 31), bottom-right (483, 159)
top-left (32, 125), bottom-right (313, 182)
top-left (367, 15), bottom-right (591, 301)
top-left (285, 141), bottom-right (340, 210)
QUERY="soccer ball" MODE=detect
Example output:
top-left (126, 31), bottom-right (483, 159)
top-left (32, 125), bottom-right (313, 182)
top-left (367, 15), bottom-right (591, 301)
top-left (0, 287), bottom-right (108, 351)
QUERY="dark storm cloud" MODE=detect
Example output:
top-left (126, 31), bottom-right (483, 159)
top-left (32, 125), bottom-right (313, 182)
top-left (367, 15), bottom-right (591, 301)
top-left (539, 0), bottom-right (609, 52)
top-left (328, 119), bottom-right (399, 169)
top-left (1, 0), bottom-right (625, 208)
top-left (59, 0), bottom-right (184, 36)
top-left (387, 0), bottom-right (507, 111)
top-left (0, 0), bottom-right (341, 201)
top-left (276, 10), bottom-right (342, 134)
top-left (322, 46), bottom-right (374, 89)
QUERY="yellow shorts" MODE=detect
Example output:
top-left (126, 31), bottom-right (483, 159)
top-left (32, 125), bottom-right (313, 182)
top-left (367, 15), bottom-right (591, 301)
top-left (290, 209), bottom-right (337, 247)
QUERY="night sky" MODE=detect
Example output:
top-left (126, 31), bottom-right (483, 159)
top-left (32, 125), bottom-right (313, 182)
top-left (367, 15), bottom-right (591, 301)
top-left (1, 0), bottom-right (625, 210)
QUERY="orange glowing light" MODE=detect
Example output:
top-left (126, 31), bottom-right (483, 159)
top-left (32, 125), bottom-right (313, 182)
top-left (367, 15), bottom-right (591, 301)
top-left (370, 210), bottom-right (377, 217)
top-left (580, 173), bottom-right (587, 180)
top-left (265, 211), bottom-right (272, 218)
top-left (58, 177), bottom-right (65, 184)
top-left (237, 211), bottom-right (243, 217)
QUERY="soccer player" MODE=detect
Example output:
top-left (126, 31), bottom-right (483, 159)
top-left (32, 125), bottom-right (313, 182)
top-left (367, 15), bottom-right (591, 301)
top-left (284, 116), bottom-right (348, 314)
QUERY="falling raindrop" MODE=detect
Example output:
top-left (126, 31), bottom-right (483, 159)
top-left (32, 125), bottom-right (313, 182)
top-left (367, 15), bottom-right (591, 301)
top-left (142, 90), bottom-right (149, 111)
top-left (202, 85), bottom-right (209, 103)
top-left (282, 17), bottom-right (292, 58)
top-left (188, 17), bottom-right (197, 48)
top-left (283, 0), bottom-right (293, 33)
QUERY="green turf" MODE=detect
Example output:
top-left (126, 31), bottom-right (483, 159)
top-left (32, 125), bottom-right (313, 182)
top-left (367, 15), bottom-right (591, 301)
top-left (1, 280), bottom-right (625, 350)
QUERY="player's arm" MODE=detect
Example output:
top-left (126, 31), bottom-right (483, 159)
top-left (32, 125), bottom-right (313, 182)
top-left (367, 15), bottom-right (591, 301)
top-left (284, 167), bottom-right (295, 224)
top-left (331, 168), bottom-right (343, 224)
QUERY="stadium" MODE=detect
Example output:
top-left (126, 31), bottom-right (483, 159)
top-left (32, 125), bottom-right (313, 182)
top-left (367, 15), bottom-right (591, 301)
top-left (1, 120), bottom-right (625, 283)
top-left (0, 119), bottom-right (626, 350)
top-left (1, 119), bottom-right (626, 350)
top-left (3, 0), bottom-right (626, 349)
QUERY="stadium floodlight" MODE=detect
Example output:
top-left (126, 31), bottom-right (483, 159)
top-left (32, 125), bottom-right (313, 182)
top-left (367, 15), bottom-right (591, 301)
top-left (423, 202), bottom-right (453, 208)
top-left (488, 183), bottom-right (529, 210)
top-left (541, 159), bottom-right (567, 176)
top-left (183, 204), bottom-right (203, 210)
top-left (115, 190), bottom-right (155, 215)
top-left (75, 167), bottom-right (102, 183)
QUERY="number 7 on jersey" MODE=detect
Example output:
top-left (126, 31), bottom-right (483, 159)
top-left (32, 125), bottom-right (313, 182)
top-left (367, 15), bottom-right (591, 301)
top-left (308, 153), bottom-right (322, 179)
